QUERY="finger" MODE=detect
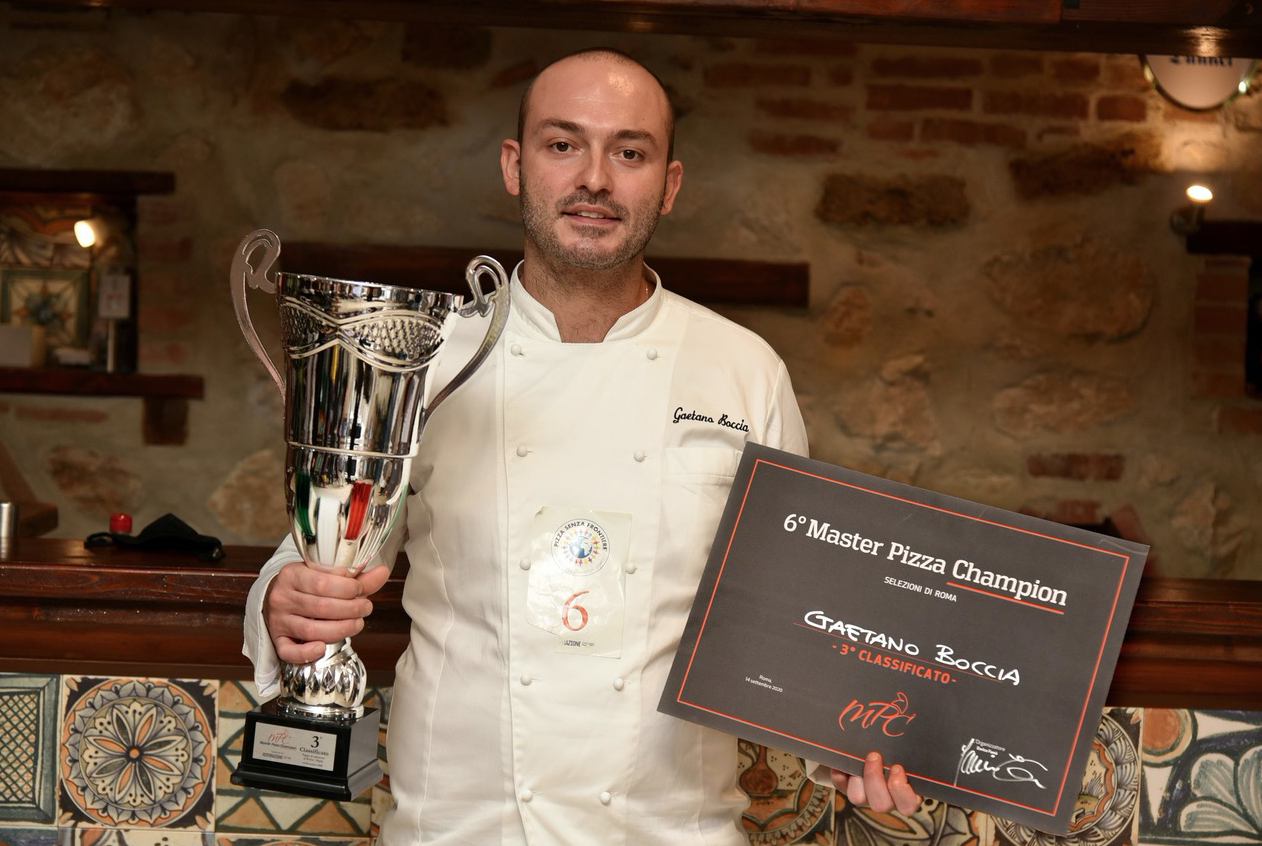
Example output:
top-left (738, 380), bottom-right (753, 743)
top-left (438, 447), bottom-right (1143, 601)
top-left (828, 769), bottom-right (851, 792)
top-left (861, 751), bottom-right (896, 812)
top-left (888, 764), bottom-right (923, 815)
top-left (356, 564), bottom-right (392, 596)
top-left (845, 768), bottom-right (869, 808)
top-left (275, 635), bottom-right (327, 664)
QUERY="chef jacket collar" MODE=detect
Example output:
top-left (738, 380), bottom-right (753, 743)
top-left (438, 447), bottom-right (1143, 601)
top-left (508, 261), bottom-right (665, 343)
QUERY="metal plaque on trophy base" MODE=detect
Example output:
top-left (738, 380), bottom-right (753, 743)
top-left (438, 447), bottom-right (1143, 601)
top-left (228, 228), bottom-right (509, 798)
top-left (233, 700), bottom-right (381, 801)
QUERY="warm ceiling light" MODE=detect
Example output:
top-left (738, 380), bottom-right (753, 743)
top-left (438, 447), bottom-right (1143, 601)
top-left (74, 219), bottom-right (97, 248)
top-left (1186, 184), bottom-right (1214, 204)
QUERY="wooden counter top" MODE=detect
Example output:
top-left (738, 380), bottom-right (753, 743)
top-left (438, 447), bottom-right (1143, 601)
top-left (1, 538), bottom-right (1259, 707)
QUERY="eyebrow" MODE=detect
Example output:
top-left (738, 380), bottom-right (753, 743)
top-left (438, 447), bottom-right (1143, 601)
top-left (538, 119), bottom-right (660, 147)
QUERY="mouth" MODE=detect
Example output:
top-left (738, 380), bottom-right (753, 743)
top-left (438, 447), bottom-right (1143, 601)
top-left (564, 207), bottom-right (621, 223)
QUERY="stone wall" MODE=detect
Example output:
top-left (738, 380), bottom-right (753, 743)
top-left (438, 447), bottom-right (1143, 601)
top-left (0, 6), bottom-right (1259, 577)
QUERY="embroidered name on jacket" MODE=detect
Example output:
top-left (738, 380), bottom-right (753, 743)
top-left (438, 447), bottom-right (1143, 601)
top-left (672, 406), bottom-right (750, 432)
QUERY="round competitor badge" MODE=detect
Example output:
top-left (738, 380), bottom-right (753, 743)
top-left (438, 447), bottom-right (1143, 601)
top-left (551, 518), bottom-right (610, 575)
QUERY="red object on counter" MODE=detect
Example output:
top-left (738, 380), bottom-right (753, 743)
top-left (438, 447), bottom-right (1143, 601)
top-left (109, 513), bottom-right (133, 534)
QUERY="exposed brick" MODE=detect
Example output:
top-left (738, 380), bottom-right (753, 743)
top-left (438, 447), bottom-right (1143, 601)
top-left (1096, 95), bottom-right (1148, 122)
top-left (138, 340), bottom-right (190, 366)
top-left (137, 235), bottom-right (192, 263)
top-left (282, 78), bottom-right (447, 131)
top-left (754, 38), bottom-right (858, 57)
top-left (138, 270), bottom-right (186, 297)
top-left (1193, 338), bottom-right (1247, 368)
top-left (1218, 405), bottom-right (1262, 434)
top-left (138, 304), bottom-right (195, 333)
top-left (137, 196), bottom-right (193, 227)
top-left (990, 53), bottom-right (1043, 77)
top-left (1008, 132), bottom-right (1163, 199)
top-left (703, 63), bottom-right (811, 87)
top-left (1195, 271), bottom-right (1248, 301)
top-left (1049, 499), bottom-right (1102, 526)
top-left (1191, 371), bottom-right (1246, 398)
top-left (984, 90), bottom-right (1089, 119)
top-left (1163, 101), bottom-right (1221, 123)
top-left (866, 116), bottom-right (915, 141)
top-left (1027, 453), bottom-right (1124, 480)
top-left (1050, 57), bottom-right (1101, 83)
top-left (870, 56), bottom-right (984, 79)
top-left (1194, 303), bottom-right (1247, 335)
top-left (895, 149), bottom-right (942, 160)
top-left (816, 173), bottom-right (969, 227)
top-left (1104, 57), bottom-right (1151, 89)
top-left (747, 132), bottom-right (840, 157)
top-left (921, 118), bottom-right (1026, 148)
top-left (401, 23), bottom-right (491, 69)
top-left (866, 84), bottom-right (972, 111)
top-left (755, 98), bottom-right (853, 122)
top-left (16, 405), bottom-right (109, 423)
top-left (828, 65), bottom-right (855, 86)
top-left (491, 59), bottom-right (538, 88)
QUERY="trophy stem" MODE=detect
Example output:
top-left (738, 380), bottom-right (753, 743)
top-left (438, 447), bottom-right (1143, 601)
top-left (277, 636), bottom-right (368, 720)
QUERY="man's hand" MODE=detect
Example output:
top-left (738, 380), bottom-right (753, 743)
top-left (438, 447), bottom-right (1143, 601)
top-left (263, 561), bottom-right (392, 664)
top-left (830, 751), bottom-right (922, 815)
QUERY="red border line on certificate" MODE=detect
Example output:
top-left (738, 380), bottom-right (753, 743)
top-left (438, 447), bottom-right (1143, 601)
top-left (673, 455), bottom-right (1140, 823)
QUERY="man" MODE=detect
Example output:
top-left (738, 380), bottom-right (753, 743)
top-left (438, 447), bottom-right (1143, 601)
top-left (244, 48), bottom-right (919, 845)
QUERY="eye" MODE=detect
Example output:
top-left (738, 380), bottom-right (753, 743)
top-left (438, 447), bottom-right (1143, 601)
top-left (618, 149), bottom-right (642, 161)
top-left (551, 141), bottom-right (572, 153)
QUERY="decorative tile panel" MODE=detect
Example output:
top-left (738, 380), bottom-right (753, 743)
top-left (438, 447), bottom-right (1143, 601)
top-left (0, 674), bottom-right (60, 824)
top-left (1139, 709), bottom-right (1262, 845)
top-left (58, 677), bottom-right (216, 830)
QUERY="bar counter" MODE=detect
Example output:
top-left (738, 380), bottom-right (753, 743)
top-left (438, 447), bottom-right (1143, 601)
top-left (1, 537), bottom-right (1259, 707)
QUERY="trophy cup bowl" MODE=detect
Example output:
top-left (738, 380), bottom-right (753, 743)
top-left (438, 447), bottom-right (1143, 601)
top-left (228, 229), bottom-right (509, 799)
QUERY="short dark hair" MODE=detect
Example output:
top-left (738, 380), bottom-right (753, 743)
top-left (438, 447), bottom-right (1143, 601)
top-left (516, 47), bottom-right (676, 162)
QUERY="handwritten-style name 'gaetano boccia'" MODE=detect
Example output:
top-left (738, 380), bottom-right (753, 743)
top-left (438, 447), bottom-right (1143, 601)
top-left (782, 513), bottom-right (1069, 609)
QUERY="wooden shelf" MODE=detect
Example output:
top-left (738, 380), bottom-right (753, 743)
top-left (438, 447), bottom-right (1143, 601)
top-left (0, 367), bottom-right (204, 445)
top-left (1, 538), bottom-right (1259, 706)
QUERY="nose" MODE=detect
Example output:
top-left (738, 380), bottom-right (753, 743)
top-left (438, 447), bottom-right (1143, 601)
top-left (577, 151), bottom-right (613, 196)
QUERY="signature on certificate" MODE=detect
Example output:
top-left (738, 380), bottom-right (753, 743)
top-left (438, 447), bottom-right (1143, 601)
top-left (955, 738), bottom-right (1048, 789)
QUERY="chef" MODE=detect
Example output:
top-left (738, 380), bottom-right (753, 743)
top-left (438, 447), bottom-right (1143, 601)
top-left (244, 47), bottom-right (921, 846)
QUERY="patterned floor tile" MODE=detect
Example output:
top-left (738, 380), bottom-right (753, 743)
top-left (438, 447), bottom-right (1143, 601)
top-left (1139, 708), bottom-right (1262, 845)
top-left (739, 742), bottom-right (835, 845)
top-left (0, 826), bottom-right (58, 846)
top-left (215, 682), bottom-right (373, 837)
top-left (58, 827), bottom-right (213, 846)
top-left (213, 836), bottom-right (368, 846)
top-left (0, 674), bottom-right (59, 824)
top-left (58, 678), bottom-right (216, 830)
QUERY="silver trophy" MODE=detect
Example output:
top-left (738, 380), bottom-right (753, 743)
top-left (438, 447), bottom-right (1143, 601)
top-left (228, 228), bottom-right (509, 799)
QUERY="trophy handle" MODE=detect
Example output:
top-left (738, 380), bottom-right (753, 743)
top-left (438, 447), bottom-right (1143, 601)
top-left (230, 228), bottom-right (285, 398)
top-left (425, 255), bottom-right (511, 415)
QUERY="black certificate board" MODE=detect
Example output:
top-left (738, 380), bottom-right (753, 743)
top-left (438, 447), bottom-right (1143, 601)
top-left (659, 443), bottom-right (1147, 835)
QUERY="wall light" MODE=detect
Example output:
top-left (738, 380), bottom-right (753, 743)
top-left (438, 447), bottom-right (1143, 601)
top-left (74, 218), bottom-right (98, 248)
top-left (1170, 184), bottom-right (1213, 235)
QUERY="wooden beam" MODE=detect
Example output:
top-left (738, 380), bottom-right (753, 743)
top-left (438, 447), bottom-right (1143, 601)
top-left (20, 0), bottom-right (1262, 56)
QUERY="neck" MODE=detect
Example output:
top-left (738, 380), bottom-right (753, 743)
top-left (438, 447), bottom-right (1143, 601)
top-left (520, 250), bottom-right (653, 343)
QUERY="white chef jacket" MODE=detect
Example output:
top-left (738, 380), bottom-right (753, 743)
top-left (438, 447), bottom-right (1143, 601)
top-left (244, 266), bottom-right (808, 846)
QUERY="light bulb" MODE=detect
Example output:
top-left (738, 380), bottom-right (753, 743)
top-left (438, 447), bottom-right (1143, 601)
top-left (1186, 184), bottom-right (1213, 204)
top-left (74, 219), bottom-right (97, 248)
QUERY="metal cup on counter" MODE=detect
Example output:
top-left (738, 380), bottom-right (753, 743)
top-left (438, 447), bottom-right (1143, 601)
top-left (228, 229), bottom-right (509, 799)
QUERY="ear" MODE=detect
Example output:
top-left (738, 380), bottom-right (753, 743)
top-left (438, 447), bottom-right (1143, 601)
top-left (501, 139), bottom-right (522, 197)
top-left (659, 159), bottom-right (684, 215)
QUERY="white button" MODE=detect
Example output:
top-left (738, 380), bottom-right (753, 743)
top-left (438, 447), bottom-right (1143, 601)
top-left (633, 450), bottom-right (646, 462)
top-left (519, 557), bottom-right (531, 570)
top-left (516, 444), bottom-right (529, 457)
top-left (520, 674), bottom-right (533, 686)
top-left (613, 678), bottom-right (625, 691)
top-left (510, 343), bottom-right (523, 356)
top-left (600, 791), bottom-right (612, 805)
top-left (624, 562), bottom-right (637, 574)
top-left (646, 348), bottom-right (658, 360)
top-left (520, 789), bottom-right (534, 803)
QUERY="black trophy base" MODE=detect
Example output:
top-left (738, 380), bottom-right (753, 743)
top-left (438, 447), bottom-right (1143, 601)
top-left (231, 698), bottom-right (382, 800)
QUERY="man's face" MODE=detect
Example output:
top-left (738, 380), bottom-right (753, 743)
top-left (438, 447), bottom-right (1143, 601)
top-left (502, 55), bottom-right (683, 273)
